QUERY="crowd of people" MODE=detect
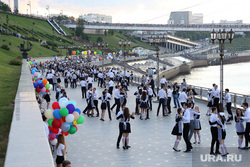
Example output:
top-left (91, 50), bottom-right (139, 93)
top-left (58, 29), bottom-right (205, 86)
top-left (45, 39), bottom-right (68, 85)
top-left (37, 58), bottom-right (250, 166)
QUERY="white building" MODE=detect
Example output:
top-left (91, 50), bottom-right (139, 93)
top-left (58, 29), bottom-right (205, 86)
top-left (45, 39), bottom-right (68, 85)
top-left (219, 20), bottom-right (243, 25)
top-left (79, 13), bottom-right (112, 23)
top-left (191, 13), bottom-right (203, 24)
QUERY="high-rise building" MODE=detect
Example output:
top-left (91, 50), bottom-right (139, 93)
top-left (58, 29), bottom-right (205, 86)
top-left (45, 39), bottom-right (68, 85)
top-left (168, 11), bottom-right (203, 24)
top-left (168, 11), bottom-right (192, 25)
top-left (79, 13), bottom-right (112, 23)
top-left (191, 13), bottom-right (203, 24)
top-left (14, 0), bottom-right (18, 12)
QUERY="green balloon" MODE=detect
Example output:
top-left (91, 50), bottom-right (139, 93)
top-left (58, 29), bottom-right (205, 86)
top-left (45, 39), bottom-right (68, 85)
top-left (35, 91), bottom-right (38, 95)
top-left (60, 108), bottom-right (69, 117)
top-left (77, 116), bottom-right (84, 124)
top-left (77, 50), bottom-right (80, 54)
top-left (48, 119), bottom-right (54, 127)
top-left (45, 84), bottom-right (50, 89)
top-left (68, 126), bottom-right (77, 134)
top-left (99, 51), bottom-right (102, 54)
top-left (29, 61), bottom-right (32, 65)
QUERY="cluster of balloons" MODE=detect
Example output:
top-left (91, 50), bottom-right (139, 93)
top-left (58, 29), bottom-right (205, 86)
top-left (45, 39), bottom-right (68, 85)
top-left (44, 98), bottom-right (84, 144)
top-left (28, 57), bottom-right (38, 68)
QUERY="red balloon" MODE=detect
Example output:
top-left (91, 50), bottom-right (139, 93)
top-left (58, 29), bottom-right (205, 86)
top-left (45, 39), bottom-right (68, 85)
top-left (49, 126), bottom-right (59, 134)
top-left (61, 117), bottom-right (66, 123)
top-left (52, 102), bottom-right (60, 110)
top-left (48, 133), bottom-right (56, 140)
top-left (36, 87), bottom-right (41, 93)
top-left (64, 131), bottom-right (69, 136)
top-left (52, 119), bottom-right (61, 129)
top-left (46, 89), bottom-right (50, 93)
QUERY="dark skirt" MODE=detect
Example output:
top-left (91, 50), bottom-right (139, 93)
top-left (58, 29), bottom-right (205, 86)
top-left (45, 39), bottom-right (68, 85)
top-left (101, 102), bottom-right (107, 110)
top-left (171, 124), bottom-right (182, 136)
top-left (207, 101), bottom-right (213, 107)
top-left (237, 132), bottom-right (245, 135)
top-left (140, 102), bottom-right (148, 109)
top-left (194, 119), bottom-right (201, 130)
top-left (56, 156), bottom-right (64, 164)
top-left (44, 94), bottom-right (50, 102)
top-left (218, 129), bottom-right (226, 140)
top-left (123, 123), bottom-right (131, 133)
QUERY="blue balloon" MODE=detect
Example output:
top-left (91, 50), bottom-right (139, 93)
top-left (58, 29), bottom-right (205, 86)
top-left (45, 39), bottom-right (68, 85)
top-left (33, 82), bottom-right (38, 88)
top-left (38, 80), bottom-right (42, 84)
top-left (75, 108), bottom-right (81, 115)
top-left (53, 109), bottom-right (61, 120)
top-left (39, 83), bottom-right (44, 89)
top-left (35, 79), bottom-right (39, 82)
top-left (32, 70), bottom-right (35, 74)
top-left (68, 101), bottom-right (77, 108)
top-left (61, 122), bottom-right (70, 132)
top-left (69, 122), bottom-right (73, 127)
top-left (41, 92), bottom-right (45, 95)
top-left (37, 73), bottom-right (42, 78)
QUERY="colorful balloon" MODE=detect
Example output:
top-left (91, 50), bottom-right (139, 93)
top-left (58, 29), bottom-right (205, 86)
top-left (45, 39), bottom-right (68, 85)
top-left (65, 114), bottom-right (74, 123)
top-left (52, 102), bottom-right (60, 110)
top-left (68, 101), bottom-right (77, 108)
top-left (45, 84), bottom-right (50, 89)
top-left (77, 116), bottom-right (84, 124)
top-left (53, 109), bottom-right (62, 120)
top-left (44, 109), bottom-right (54, 119)
top-left (60, 108), bottom-right (69, 117)
top-left (61, 122), bottom-right (70, 132)
top-left (50, 138), bottom-right (57, 145)
top-left (68, 126), bottom-right (77, 134)
top-left (59, 97), bottom-right (69, 108)
top-left (48, 118), bottom-right (54, 127)
top-left (43, 79), bottom-right (48, 85)
top-left (75, 108), bottom-right (81, 115)
top-left (52, 119), bottom-right (61, 129)
top-left (72, 111), bottom-right (80, 121)
top-left (48, 133), bottom-right (56, 140)
top-left (66, 104), bottom-right (75, 114)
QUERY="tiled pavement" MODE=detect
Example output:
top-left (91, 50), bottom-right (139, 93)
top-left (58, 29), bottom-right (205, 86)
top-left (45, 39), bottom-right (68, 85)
top-left (44, 81), bottom-right (250, 167)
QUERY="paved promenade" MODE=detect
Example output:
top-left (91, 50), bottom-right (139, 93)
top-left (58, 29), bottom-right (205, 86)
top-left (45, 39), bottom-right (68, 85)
top-left (44, 80), bottom-right (250, 167)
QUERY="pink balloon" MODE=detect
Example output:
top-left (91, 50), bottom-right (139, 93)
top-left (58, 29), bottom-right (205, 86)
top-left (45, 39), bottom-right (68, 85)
top-left (41, 87), bottom-right (46, 93)
top-left (72, 111), bottom-right (80, 121)
top-left (34, 72), bottom-right (39, 77)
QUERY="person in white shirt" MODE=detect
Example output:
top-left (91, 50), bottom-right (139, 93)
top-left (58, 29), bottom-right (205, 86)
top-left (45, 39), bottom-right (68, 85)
top-left (182, 103), bottom-right (192, 152)
top-left (42, 114), bottom-right (49, 139)
top-left (80, 77), bottom-right (87, 99)
top-left (105, 89), bottom-right (112, 120)
top-left (93, 88), bottom-right (99, 117)
top-left (209, 107), bottom-right (220, 155)
top-left (111, 85), bottom-right (123, 114)
top-left (147, 84), bottom-right (153, 111)
top-left (108, 78), bottom-right (114, 95)
top-left (224, 88), bottom-right (233, 121)
top-left (167, 85), bottom-right (172, 114)
top-left (179, 88), bottom-right (188, 107)
top-left (55, 134), bottom-right (66, 166)
top-left (160, 75), bottom-right (167, 87)
top-left (240, 103), bottom-right (250, 149)
top-left (181, 78), bottom-right (187, 91)
top-left (116, 105), bottom-right (126, 149)
top-left (188, 103), bottom-right (200, 141)
top-left (157, 85), bottom-right (167, 116)
top-left (87, 75), bottom-right (93, 88)
top-left (213, 85), bottom-right (220, 112)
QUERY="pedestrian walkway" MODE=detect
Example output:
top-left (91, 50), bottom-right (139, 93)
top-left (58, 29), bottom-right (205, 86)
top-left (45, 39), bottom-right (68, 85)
top-left (45, 81), bottom-right (249, 167)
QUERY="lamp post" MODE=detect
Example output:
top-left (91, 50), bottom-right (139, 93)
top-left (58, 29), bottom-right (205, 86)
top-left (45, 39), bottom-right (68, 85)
top-left (210, 29), bottom-right (234, 111)
top-left (149, 36), bottom-right (161, 100)
top-left (27, 1), bottom-right (31, 15)
top-left (97, 42), bottom-right (109, 71)
top-left (119, 40), bottom-right (131, 77)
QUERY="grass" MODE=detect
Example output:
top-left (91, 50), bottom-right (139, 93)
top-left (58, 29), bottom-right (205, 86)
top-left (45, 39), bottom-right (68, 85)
top-left (225, 37), bottom-right (250, 52)
top-left (0, 42), bottom-right (21, 166)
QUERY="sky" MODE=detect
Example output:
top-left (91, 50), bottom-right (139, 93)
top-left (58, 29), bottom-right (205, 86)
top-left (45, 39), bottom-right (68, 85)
top-left (3, 0), bottom-right (250, 24)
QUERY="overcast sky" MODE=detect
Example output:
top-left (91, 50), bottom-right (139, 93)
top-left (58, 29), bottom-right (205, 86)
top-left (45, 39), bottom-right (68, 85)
top-left (3, 0), bottom-right (250, 24)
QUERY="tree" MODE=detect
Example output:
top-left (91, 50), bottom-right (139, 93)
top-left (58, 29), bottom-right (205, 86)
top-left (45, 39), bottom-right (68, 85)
top-left (0, 2), bottom-right (11, 12)
top-left (75, 18), bottom-right (84, 37)
top-left (97, 37), bottom-right (103, 43)
top-left (14, 9), bottom-right (19, 14)
top-left (108, 30), bottom-right (114, 36)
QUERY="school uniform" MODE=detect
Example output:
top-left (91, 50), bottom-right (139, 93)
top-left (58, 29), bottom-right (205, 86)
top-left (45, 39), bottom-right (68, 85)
top-left (225, 93), bottom-right (233, 119)
top-left (111, 89), bottom-right (123, 114)
top-left (157, 89), bottom-right (167, 116)
top-left (188, 109), bottom-right (200, 140)
top-left (217, 119), bottom-right (226, 140)
top-left (241, 108), bottom-right (250, 147)
top-left (194, 114), bottom-right (201, 130)
top-left (182, 109), bottom-right (192, 151)
top-left (80, 80), bottom-right (87, 98)
top-left (93, 91), bottom-right (99, 116)
top-left (147, 88), bottom-right (153, 111)
top-left (108, 80), bottom-right (114, 95)
top-left (209, 113), bottom-right (220, 154)
top-left (167, 88), bottom-right (172, 114)
top-left (140, 96), bottom-right (148, 109)
top-left (179, 92), bottom-right (187, 107)
top-left (134, 90), bottom-right (141, 114)
top-left (116, 110), bottom-right (124, 148)
top-left (171, 114), bottom-right (182, 136)
top-left (235, 115), bottom-right (245, 135)
top-left (106, 92), bottom-right (112, 120)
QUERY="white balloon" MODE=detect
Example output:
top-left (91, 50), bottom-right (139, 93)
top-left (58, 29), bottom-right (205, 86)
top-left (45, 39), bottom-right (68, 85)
top-left (44, 109), bottom-right (54, 119)
top-left (49, 84), bottom-right (53, 90)
top-left (50, 138), bottom-right (57, 146)
top-left (66, 114), bottom-right (74, 123)
top-left (59, 97), bottom-right (69, 108)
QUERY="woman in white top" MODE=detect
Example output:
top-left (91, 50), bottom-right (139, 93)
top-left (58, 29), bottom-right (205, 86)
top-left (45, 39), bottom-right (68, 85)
top-left (56, 134), bottom-right (66, 167)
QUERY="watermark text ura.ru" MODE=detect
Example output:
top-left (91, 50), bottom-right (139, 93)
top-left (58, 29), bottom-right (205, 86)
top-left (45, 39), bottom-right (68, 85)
top-left (200, 154), bottom-right (242, 162)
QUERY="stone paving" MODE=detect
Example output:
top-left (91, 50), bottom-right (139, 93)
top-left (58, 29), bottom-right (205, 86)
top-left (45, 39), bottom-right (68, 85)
top-left (43, 80), bottom-right (250, 167)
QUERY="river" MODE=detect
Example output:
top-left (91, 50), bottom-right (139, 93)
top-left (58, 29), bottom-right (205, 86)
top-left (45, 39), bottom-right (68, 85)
top-left (170, 62), bottom-right (250, 95)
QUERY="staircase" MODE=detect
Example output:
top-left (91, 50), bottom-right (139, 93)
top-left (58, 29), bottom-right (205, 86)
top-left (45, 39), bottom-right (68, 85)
top-left (148, 54), bottom-right (174, 67)
top-left (47, 19), bottom-right (67, 36)
top-left (112, 59), bottom-right (146, 74)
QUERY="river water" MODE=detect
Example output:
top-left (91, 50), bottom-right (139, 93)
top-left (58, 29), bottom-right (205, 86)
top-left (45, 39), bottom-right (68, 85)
top-left (170, 62), bottom-right (250, 95)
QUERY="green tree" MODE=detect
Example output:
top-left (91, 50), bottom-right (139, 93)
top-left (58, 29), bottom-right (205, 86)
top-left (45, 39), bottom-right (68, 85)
top-left (97, 37), bottom-right (103, 43)
top-left (75, 18), bottom-right (84, 37)
top-left (0, 2), bottom-right (11, 12)
top-left (14, 9), bottom-right (19, 14)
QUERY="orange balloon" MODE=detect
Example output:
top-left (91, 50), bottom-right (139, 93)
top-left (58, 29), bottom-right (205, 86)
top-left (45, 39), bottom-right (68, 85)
top-left (42, 79), bottom-right (48, 85)
top-left (99, 57), bottom-right (102, 60)
top-left (72, 51), bottom-right (76, 55)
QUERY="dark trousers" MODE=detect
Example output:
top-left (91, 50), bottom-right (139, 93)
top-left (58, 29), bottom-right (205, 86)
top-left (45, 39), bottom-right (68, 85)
top-left (148, 96), bottom-right (152, 110)
top-left (135, 98), bottom-right (140, 114)
top-left (183, 123), bottom-right (192, 150)
top-left (210, 127), bottom-right (220, 153)
top-left (226, 102), bottom-right (232, 117)
top-left (94, 100), bottom-right (99, 115)
top-left (167, 97), bottom-right (171, 113)
top-left (107, 101), bottom-right (111, 120)
top-left (109, 87), bottom-right (113, 95)
top-left (152, 87), bottom-right (157, 97)
top-left (214, 98), bottom-right (220, 112)
top-left (117, 123), bottom-right (123, 147)
top-left (111, 98), bottom-right (120, 115)
top-left (157, 98), bottom-right (165, 116)
top-left (73, 79), bottom-right (77, 88)
top-left (245, 123), bottom-right (250, 147)
top-left (81, 87), bottom-right (86, 98)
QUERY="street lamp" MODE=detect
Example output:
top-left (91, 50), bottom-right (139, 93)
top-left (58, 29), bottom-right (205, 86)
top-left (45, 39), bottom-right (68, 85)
top-left (210, 29), bottom-right (234, 112)
top-left (119, 40), bottom-right (131, 77)
top-left (97, 42), bottom-right (109, 71)
top-left (149, 36), bottom-right (161, 101)
top-left (27, 1), bottom-right (31, 15)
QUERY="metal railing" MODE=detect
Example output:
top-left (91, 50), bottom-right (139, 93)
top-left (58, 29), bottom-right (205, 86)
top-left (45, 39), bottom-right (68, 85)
top-left (131, 75), bottom-right (250, 108)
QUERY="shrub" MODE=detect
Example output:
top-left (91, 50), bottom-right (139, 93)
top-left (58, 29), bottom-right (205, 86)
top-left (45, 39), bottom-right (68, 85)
top-left (1, 44), bottom-right (10, 50)
top-left (9, 42), bottom-right (11, 46)
top-left (9, 57), bottom-right (22, 66)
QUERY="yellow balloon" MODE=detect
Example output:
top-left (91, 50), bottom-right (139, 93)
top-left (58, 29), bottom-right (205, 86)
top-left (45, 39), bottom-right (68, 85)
top-left (73, 120), bottom-right (77, 125)
top-left (84, 51), bottom-right (87, 55)
top-left (94, 52), bottom-right (97, 55)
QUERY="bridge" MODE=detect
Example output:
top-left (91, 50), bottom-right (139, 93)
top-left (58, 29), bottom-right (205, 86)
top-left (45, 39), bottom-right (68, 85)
top-left (63, 22), bottom-right (250, 32)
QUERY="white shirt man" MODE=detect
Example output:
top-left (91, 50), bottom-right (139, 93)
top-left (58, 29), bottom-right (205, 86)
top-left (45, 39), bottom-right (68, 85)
top-left (160, 77), bottom-right (167, 85)
top-left (182, 108), bottom-right (190, 124)
top-left (87, 77), bottom-right (93, 84)
top-left (213, 87), bottom-right (220, 99)
top-left (80, 80), bottom-right (86, 87)
top-left (158, 88), bottom-right (167, 99)
top-left (179, 91), bottom-right (188, 103)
